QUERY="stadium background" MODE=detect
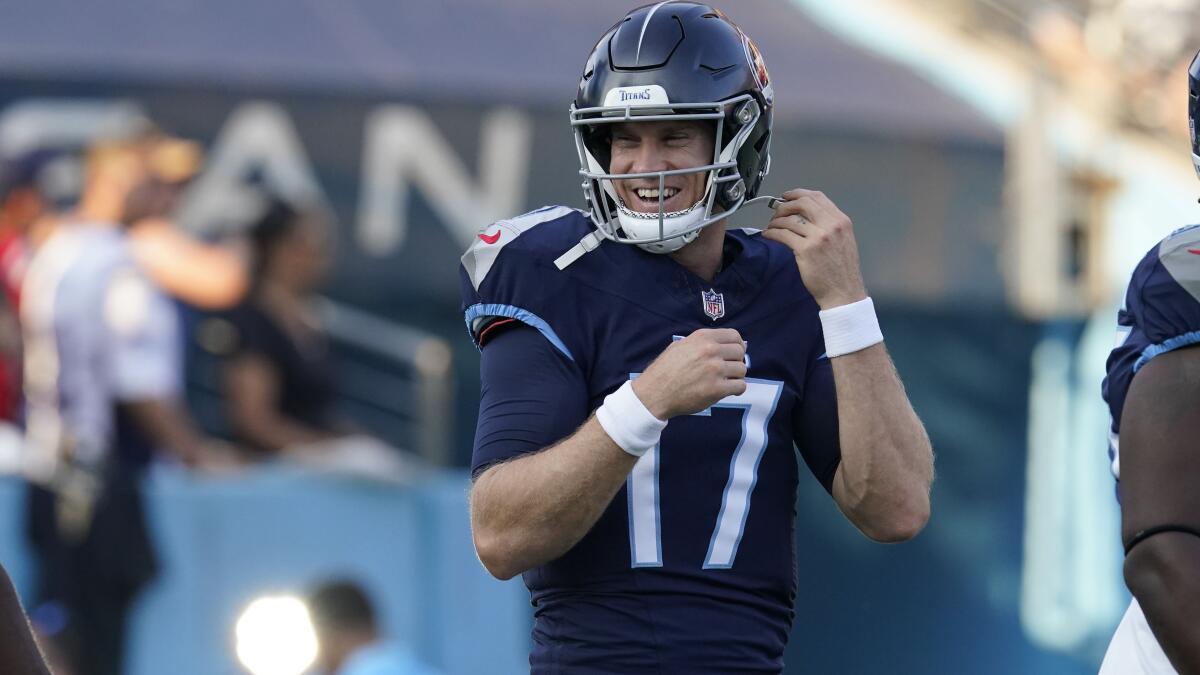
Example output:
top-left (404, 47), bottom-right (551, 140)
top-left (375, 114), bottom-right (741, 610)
top-left (0, 0), bottom-right (1195, 673)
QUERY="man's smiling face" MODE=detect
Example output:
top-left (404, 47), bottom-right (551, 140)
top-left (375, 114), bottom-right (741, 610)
top-left (607, 120), bottom-right (715, 214)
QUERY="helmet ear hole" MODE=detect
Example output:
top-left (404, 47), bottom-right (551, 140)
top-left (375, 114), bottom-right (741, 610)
top-left (734, 100), bottom-right (758, 126)
top-left (582, 126), bottom-right (612, 171)
top-left (724, 179), bottom-right (746, 202)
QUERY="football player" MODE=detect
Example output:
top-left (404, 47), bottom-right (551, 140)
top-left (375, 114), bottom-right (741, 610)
top-left (460, 3), bottom-right (933, 672)
top-left (1098, 50), bottom-right (1200, 675)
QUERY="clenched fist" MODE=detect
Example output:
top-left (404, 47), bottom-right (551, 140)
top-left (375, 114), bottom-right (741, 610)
top-left (762, 189), bottom-right (867, 310)
top-left (631, 328), bottom-right (747, 420)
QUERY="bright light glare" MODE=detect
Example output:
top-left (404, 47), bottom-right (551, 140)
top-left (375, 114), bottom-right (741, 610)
top-left (235, 595), bottom-right (318, 675)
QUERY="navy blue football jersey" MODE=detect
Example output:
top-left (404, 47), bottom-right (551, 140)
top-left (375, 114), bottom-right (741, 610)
top-left (460, 206), bottom-right (841, 673)
top-left (1103, 223), bottom-right (1200, 483)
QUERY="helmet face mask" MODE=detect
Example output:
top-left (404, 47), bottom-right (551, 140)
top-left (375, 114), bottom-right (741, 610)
top-left (572, 94), bottom-right (763, 253)
top-left (569, 2), bottom-right (774, 256)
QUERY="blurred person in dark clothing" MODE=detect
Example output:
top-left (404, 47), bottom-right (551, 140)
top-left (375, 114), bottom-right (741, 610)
top-left (21, 133), bottom-right (241, 675)
top-left (0, 560), bottom-right (50, 675)
top-left (308, 579), bottom-right (440, 675)
top-left (216, 198), bottom-right (419, 481)
top-left (222, 198), bottom-right (342, 454)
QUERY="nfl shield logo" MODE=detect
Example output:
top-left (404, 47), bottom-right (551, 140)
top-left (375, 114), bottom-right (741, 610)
top-left (701, 289), bottom-right (725, 321)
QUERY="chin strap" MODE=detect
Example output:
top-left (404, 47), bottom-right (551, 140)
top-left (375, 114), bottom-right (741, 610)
top-left (554, 230), bottom-right (604, 270)
top-left (743, 194), bottom-right (783, 210)
top-left (554, 194), bottom-right (785, 271)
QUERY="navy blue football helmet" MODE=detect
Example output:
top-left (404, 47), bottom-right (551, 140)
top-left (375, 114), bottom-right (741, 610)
top-left (556, 2), bottom-right (774, 268)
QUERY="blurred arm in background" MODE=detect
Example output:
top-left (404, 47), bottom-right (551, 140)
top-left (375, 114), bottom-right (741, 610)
top-left (123, 136), bottom-right (249, 310)
top-left (0, 561), bottom-right (49, 675)
top-left (1118, 346), bottom-right (1200, 673)
top-left (119, 398), bottom-right (240, 471)
top-left (128, 217), bottom-right (249, 310)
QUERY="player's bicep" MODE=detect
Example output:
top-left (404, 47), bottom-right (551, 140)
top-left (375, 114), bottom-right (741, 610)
top-left (792, 356), bottom-right (841, 494)
top-left (1118, 345), bottom-right (1200, 543)
top-left (472, 322), bottom-right (589, 478)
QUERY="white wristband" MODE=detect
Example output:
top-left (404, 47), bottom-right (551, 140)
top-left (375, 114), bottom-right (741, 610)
top-left (595, 381), bottom-right (667, 458)
top-left (818, 296), bottom-right (884, 358)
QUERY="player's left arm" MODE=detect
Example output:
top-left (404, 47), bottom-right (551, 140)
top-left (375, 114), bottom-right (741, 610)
top-left (765, 189), bottom-right (933, 542)
top-left (1117, 345), bottom-right (1200, 673)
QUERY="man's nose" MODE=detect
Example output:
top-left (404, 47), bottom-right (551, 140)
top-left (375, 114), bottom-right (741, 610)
top-left (629, 140), bottom-right (668, 174)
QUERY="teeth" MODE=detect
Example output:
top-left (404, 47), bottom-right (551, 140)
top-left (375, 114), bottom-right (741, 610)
top-left (635, 187), bottom-right (680, 200)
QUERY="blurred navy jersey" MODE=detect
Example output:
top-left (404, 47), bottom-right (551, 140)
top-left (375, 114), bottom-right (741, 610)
top-left (1103, 223), bottom-right (1200, 484)
top-left (460, 206), bottom-right (841, 673)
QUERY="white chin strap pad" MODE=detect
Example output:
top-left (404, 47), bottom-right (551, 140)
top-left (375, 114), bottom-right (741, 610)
top-left (617, 200), bottom-right (707, 255)
top-left (635, 229), bottom-right (698, 254)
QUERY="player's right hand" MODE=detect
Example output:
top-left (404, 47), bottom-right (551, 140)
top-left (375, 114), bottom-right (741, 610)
top-left (631, 328), bottom-right (747, 420)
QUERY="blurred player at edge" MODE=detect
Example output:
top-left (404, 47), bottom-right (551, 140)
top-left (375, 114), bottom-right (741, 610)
top-left (0, 561), bottom-right (50, 674)
top-left (1097, 49), bottom-right (1200, 675)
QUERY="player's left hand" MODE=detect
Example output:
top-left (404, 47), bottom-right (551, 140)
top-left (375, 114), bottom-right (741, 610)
top-left (762, 189), bottom-right (867, 310)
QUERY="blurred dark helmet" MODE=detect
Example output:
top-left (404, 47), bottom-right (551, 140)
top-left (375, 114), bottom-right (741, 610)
top-left (0, 148), bottom-right (60, 205)
top-left (1190, 49), bottom-right (1199, 180)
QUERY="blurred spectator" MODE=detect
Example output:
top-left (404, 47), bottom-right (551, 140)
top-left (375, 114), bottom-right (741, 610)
top-left (123, 133), bottom-right (248, 308)
top-left (20, 132), bottom-right (240, 675)
top-left (0, 148), bottom-right (60, 309)
top-left (215, 198), bottom-right (419, 480)
top-left (308, 580), bottom-right (440, 675)
top-left (0, 149), bottom-right (60, 422)
top-left (221, 197), bottom-right (342, 454)
top-left (79, 132), bottom-right (250, 311)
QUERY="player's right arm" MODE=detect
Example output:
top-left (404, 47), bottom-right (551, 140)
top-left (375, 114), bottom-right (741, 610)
top-left (470, 325), bottom-right (745, 580)
top-left (1117, 345), bottom-right (1200, 673)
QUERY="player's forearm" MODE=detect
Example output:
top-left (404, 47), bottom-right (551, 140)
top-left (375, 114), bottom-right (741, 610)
top-left (829, 343), bottom-right (932, 542)
top-left (470, 416), bottom-right (637, 580)
top-left (1124, 534), bottom-right (1200, 672)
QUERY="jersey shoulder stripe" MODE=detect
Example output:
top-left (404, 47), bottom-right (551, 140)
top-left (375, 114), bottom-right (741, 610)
top-left (460, 205), bottom-right (586, 291)
top-left (1155, 222), bottom-right (1200, 308)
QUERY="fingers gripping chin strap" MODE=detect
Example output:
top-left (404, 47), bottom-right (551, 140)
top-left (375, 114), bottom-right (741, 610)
top-left (1124, 524), bottom-right (1200, 556)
